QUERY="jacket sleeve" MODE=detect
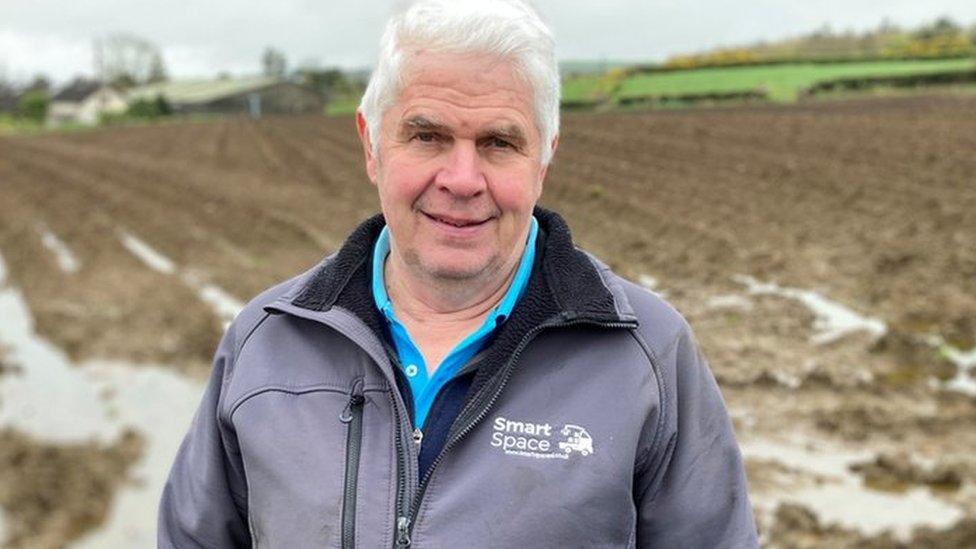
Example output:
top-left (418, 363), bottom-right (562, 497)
top-left (634, 326), bottom-right (758, 548)
top-left (158, 325), bottom-right (252, 548)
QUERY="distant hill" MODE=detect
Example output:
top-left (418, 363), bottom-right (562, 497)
top-left (664, 16), bottom-right (976, 69)
top-left (560, 16), bottom-right (976, 109)
top-left (558, 60), bottom-right (641, 76)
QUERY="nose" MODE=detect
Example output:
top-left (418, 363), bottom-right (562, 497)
top-left (434, 140), bottom-right (486, 198)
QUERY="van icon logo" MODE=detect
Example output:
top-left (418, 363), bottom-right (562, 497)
top-left (490, 416), bottom-right (594, 460)
top-left (557, 424), bottom-right (593, 456)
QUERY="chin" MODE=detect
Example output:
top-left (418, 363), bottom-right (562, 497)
top-left (419, 256), bottom-right (497, 282)
top-left (425, 263), bottom-right (487, 282)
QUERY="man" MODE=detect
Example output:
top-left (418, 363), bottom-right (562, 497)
top-left (159, 0), bottom-right (758, 547)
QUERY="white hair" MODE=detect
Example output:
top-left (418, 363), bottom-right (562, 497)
top-left (359, 0), bottom-right (560, 165)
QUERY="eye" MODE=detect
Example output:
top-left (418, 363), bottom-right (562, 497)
top-left (414, 131), bottom-right (438, 143)
top-left (487, 137), bottom-right (514, 149)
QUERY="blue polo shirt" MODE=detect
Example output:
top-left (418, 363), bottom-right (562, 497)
top-left (371, 216), bottom-right (538, 429)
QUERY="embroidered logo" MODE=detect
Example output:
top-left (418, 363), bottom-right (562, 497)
top-left (490, 416), bottom-right (594, 459)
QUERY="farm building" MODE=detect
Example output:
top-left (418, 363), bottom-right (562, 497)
top-left (127, 76), bottom-right (324, 117)
top-left (0, 84), bottom-right (19, 113)
top-left (47, 79), bottom-right (128, 126)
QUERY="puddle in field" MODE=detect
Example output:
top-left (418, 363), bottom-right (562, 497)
top-left (638, 274), bottom-right (659, 290)
top-left (705, 293), bottom-right (754, 311)
top-left (724, 276), bottom-right (975, 398)
top-left (936, 344), bottom-right (976, 397)
top-left (119, 230), bottom-right (244, 327)
top-left (188, 277), bottom-right (244, 328)
top-left (0, 251), bottom-right (205, 547)
top-left (119, 231), bottom-right (176, 275)
top-left (733, 275), bottom-right (887, 345)
top-left (38, 227), bottom-right (80, 274)
top-left (0, 276), bottom-right (109, 440)
top-left (742, 436), bottom-right (964, 539)
top-left (638, 273), bottom-right (669, 298)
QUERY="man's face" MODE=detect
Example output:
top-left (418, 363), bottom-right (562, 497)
top-left (357, 51), bottom-right (552, 284)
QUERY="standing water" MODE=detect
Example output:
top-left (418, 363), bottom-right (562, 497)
top-left (0, 251), bottom-right (205, 547)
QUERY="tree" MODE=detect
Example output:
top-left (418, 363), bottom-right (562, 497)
top-left (0, 64), bottom-right (17, 113)
top-left (0, 83), bottom-right (17, 113)
top-left (95, 33), bottom-right (169, 89)
top-left (17, 91), bottom-right (49, 123)
top-left (915, 16), bottom-right (962, 40)
top-left (261, 47), bottom-right (287, 78)
top-left (25, 74), bottom-right (52, 95)
top-left (126, 94), bottom-right (172, 119)
top-left (876, 18), bottom-right (900, 35)
top-left (810, 23), bottom-right (834, 40)
top-left (297, 67), bottom-right (350, 98)
top-left (147, 52), bottom-right (168, 84)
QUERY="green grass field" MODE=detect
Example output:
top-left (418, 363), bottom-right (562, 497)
top-left (615, 58), bottom-right (976, 102)
top-left (562, 75), bottom-right (615, 103)
top-left (0, 114), bottom-right (44, 135)
top-left (325, 95), bottom-right (361, 116)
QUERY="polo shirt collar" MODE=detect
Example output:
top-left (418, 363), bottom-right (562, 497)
top-left (371, 216), bottom-right (539, 324)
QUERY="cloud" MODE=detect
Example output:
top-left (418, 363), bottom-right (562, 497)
top-left (2, 0), bottom-right (974, 84)
top-left (0, 30), bottom-right (93, 82)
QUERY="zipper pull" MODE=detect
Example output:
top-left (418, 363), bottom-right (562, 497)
top-left (396, 516), bottom-right (412, 547)
top-left (339, 380), bottom-right (365, 423)
top-left (412, 428), bottom-right (423, 447)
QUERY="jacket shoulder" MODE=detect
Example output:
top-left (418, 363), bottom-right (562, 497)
top-left (225, 255), bottom-right (334, 351)
top-left (619, 276), bottom-right (690, 351)
top-left (585, 253), bottom-right (691, 355)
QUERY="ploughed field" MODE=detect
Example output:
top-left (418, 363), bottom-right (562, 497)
top-left (0, 94), bottom-right (974, 547)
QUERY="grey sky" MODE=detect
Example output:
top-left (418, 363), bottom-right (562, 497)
top-left (2, 0), bottom-right (975, 84)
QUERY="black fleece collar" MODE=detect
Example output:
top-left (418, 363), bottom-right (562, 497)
top-left (288, 207), bottom-right (635, 428)
top-left (291, 206), bottom-right (625, 324)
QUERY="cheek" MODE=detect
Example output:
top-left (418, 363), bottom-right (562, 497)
top-left (377, 163), bottom-right (432, 206)
top-left (490, 174), bottom-right (541, 211)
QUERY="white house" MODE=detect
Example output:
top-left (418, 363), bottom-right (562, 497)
top-left (47, 80), bottom-right (128, 126)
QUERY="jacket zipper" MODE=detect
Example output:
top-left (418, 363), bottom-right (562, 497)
top-left (384, 351), bottom-right (417, 549)
top-left (339, 379), bottom-right (366, 549)
top-left (266, 305), bottom-right (419, 549)
top-left (390, 375), bottom-right (414, 549)
top-left (393, 314), bottom-right (637, 547)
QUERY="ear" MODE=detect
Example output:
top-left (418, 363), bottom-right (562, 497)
top-left (537, 134), bottom-right (559, 184)
top-left (356, 109), bottom-right (378, 184)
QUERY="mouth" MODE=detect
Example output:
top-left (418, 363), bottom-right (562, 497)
top-left (422, 211), bottom-right (492, 229)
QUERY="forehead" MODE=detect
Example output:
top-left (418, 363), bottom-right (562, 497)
top-left (388, 51), bottom-right (538, 138)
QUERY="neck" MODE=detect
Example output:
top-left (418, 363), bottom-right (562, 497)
top-left (384, 245), bottom-right (524, 328)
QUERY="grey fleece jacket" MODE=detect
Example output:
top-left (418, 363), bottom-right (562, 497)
top-left (158, 208), bottom-right (758, 548)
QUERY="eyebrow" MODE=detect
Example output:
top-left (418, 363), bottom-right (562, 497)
top-left (398, 115), bottom-right (449, 137)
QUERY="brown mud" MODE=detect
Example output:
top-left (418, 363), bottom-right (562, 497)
top-left (0, 94), bottom-right (974, 545)
top-left (0, 344), bottom-right (19, 377)
top-left (0, 430), bottom-right (143, 548)
top-left (767, 503), bottom-right (976, 548)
